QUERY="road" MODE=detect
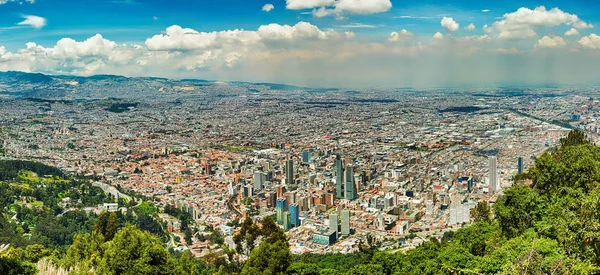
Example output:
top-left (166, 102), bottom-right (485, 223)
top-left (92, 181), bottom-right (132, 202)
top-left (227, 193), bottom-right (242, 216)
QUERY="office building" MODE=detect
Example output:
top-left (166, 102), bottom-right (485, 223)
top-left (302, 149), bottom-right (311, 164)
top-left (341, 209), bottom-right (350, 236)
top-left (253, 171), bottom-right (264, 191)
top-left (489, 156), bottom-right (498, 192)
top-left (344, 165), bottom-right (357, 200)
top-left (335, 157), bottom-right (344, 199)
top-left (517, 156), bottom-right (523, 175)
top-left (329, 213), bottom-right (338, 234)
top-left (285, 159), bottom-right (294, 185)
top-left (283, 211), bottom-right (291, 230)
top-left (313, 231), bottom-right (337, 246)
top-left (276, 198), bottom-right (288, 225)
top-left (290, 204), bottom-right (300, 227)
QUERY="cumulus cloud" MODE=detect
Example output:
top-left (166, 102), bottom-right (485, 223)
top-left (565, 28), bottom-right (579, 36)
top-left (489, 6), bottom-right (593, 39)
top-left (388, 29), bottom-right (413, 42)
top-left (466, 23), bottom-right (475, 31)
top-left (286, 0), bottom-right (391, 17)
top-left (6, 20), bottom-right (600, 88)
top-left (432, 32), bottom-right (444, 39)
top-left (286, 0), bottom-right (335, 10)
top-left (536, 35), bottom-right (566, 48)
top-left (579, 34), bottom-right (600, 49)
top-left (262, 4), bottom-right (274, 12)
top-left (18, 15), bottom-right (47, 29)
top-left (482, 9), bottom-right (490, 13)
top-left (441, 17), bottom-right (459, 32)
top-left (144, 22), bottom-right (352, 52)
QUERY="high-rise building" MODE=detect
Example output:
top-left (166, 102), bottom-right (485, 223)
top-left (283, 211), bottom-right (291, 230)
top-left (517, 156), bottom-right (523, 175)
top-left (243, 184), bottom-right (253, 198)
top-left (344, 165), bottom-right (357, 200)
top-left (341, 210), bottom-right (350, 236)
top-left (285, 159), bottom-right (294, 185)
top-left (302, 150), bottom-right (311, 164)
top-left (467, 178), bottom-right (473, 193)
top-left (253, 171), bottom-right (264, 191)
top-left (276, 198), bottom-right (288, 225)
top-left (489, 156), bottom-right (498, 192)
top-left (329, 213), bottom-right (339, 234)
top-left (290, 204), bottom-right (300, 227)
top-left (335, 156), bottom-right (344, 199)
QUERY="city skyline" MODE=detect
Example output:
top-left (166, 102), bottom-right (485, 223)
top-left (0, 0), bottom-right (599, 87)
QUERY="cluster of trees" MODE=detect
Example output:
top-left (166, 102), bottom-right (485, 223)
top-left (0, 160), bottom-right (64, 181)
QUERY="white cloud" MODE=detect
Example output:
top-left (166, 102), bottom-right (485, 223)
top-left (286, 0), bottom-right (391, 17)
top-left (388, 29), bottom-right (413, 42)
top-left (286, 0), bottom-right (335, 10)
top-left (18, 15), bottom-right (46, 29)
top-left (536, 35), bottom-right (566, 48)
top-left (153, 16), bottom-right (158, 20)
top-left (145, 22), bottom-right (350, 52)
top-left (0, 0), bottom-right (35, 4)
top-left (334, 0), bottom-right (392, 15)
top-left (312, 7), bottom-right (335, 18)
top-left (441, 17), bottom-right (459, 32)
top-left (262, 4), bottom-right (274, 12)
top-left (482, 9), bottom-right (490, 13)
top-left (489, 6), bottom-right (593, 39)
top-left (579, 34), bottom-right (600, 49)
top-left (7, 21), bottom-right (600, 88)
top-left (565, 28), bottom-right (579, 36)
top-left (466, 23), bottom-right (475, 31)
top-left (337, 23), bottom-right (376, 29)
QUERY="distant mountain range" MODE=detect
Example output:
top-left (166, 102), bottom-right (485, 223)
top-left (0, 71), bottom-right (332, 100)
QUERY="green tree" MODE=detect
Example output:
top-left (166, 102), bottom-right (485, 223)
top-left (287, 262), bottom-right (320, 275)
top-left (97, 224), bottom-right (173, 275)
top-left (0, 258), bottom-right (36, 275)
top-left (560, 129), bottom-right (588, 148)
top-left (470, 201), bottom-right (492, 223)
top-left (241, 239), bottom-right (292, 275)
top-left (106, 212), bottom-right (119, 242)
top-left (494, 185), bottom-right (541, 238)
top-left (346, 264), bottom-right (385, 275)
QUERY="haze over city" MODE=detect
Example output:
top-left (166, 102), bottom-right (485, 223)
top-left (1, 0), bottom-right (600, 87)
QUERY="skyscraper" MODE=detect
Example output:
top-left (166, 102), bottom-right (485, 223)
top-left (283, 211), bottom-right (291, 231)
top-left (517, 156), bottom-right (523, 175)
top-left (344, 165), bottom-right (357, 200)
top-left (290, 204), bottom-right (300, 227)
top-left (489, 156), bottom-right (498, 192)
top-left (276, 198), bottom-right (288, 225)
top-left (253, 171), bottom-right (264, 191)
top-left (302, 149), bottom-right (311, 164)
top-left (341, 209), bottom-right (350, 236)
top-left (335, 156), bottom-right (344, 199)
top-left (285, 159), bottom-right (294, 185)
top-left (329, 213), bottom-right (339, 234)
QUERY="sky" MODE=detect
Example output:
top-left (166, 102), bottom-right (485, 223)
top-left (1, 0), bottom-right (600, 88)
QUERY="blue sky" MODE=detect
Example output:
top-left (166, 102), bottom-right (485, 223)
top-left (1, 0), bottom-right (600, 87)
